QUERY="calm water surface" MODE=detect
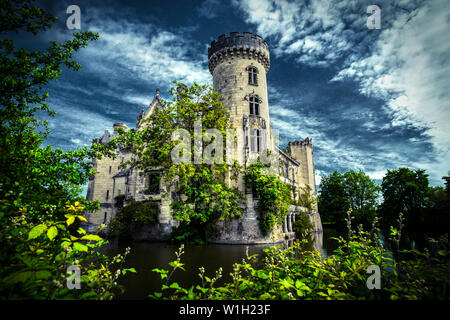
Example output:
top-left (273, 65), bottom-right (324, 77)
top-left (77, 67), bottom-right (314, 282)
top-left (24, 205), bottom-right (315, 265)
top-left (104, 227), bottom-right (344, 300)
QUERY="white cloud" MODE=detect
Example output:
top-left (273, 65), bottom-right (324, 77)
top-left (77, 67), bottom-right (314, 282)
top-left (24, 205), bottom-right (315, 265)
top-left (332, 0), bottom-right (450, 183)
top-left (233, 0), bottom-right (362, 66)
top-left (70, 13), bottom-right (211, 87)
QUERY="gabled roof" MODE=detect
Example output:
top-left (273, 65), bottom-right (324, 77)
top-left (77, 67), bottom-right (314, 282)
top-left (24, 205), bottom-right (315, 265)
top-left (276, 146), bottom-right (300, 166)
top-left (136, 88), bottom-right (163, 128)
top-left (113, 169), bottom-right (130, 178)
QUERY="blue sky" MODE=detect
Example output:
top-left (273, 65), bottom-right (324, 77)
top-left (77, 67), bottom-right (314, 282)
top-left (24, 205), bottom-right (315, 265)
top-left (19, 0), bottom-right (450, 187)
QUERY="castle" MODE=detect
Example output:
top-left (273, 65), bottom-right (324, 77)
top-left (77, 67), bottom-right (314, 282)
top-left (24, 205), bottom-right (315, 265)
top-left (85, 32), bottom-right (322, 244)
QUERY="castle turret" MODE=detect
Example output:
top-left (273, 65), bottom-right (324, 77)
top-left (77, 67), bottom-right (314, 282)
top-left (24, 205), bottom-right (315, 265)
top-left (287, 138), bottom-right (317, 200)
top-left (208, 32), bottom-right (272, 168)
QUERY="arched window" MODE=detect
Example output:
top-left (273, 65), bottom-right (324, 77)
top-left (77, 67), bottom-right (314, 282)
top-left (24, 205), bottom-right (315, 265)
top-left (249, 95), bottom-right (260, 116)
top-left (247, 66), bottom-right (258, 85)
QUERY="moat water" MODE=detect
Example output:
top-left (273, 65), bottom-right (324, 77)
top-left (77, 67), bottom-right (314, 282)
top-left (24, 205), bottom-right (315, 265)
top-left (103, 227), bottom-right (346, 300)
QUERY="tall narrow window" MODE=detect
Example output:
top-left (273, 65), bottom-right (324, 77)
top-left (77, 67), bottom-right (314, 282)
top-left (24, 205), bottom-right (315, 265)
top-left (109, 166), bottom-right (112, 174)
top-left (250, 129), bottom-right (257, 152)
top-left (106, 190), bottom-right (109, 200)
top-left (249, 95), bottom-right (260, 116)
top-left (248, 66), bottom-right (258, 85)
top-left (103, 212), bottom-right (107, 224)
top-left (250, 129), bottom-right (265, 153)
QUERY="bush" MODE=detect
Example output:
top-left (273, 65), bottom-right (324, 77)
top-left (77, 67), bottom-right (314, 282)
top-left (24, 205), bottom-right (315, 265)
top-left (109, 199), bottom-right (159, 237)
top-left (0, 202), bottom-right (133, 299)
top-left (148, 211), bottom-right (449, 300)
top-left (292, 211), bottom-right (313, 242)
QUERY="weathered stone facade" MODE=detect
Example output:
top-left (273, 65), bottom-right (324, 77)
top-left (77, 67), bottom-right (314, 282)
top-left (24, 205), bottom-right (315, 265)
top-left (85, 32), bottom-right (322, 243)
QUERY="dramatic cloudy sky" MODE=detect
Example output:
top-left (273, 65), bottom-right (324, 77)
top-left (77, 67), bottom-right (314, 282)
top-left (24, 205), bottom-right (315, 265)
top-left (18, 0), bottom-right (450, 187)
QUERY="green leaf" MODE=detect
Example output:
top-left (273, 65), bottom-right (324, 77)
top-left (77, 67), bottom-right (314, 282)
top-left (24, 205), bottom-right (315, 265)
top-left (73, 242), bottom-right (88, 252)
top-left (80, 291), bottom-right (98, 299)
top-left (81, 234), bottom-right (103, 241)
top-left (259, 292), bottom-right (272, 299)
top-left (36, 270), bottom-right (52, 280)
top-left (122, 268), bottom-right (137, 275)
top-left (257, 270), bottom-right (269, 279)
top-left (28, 224), bottom-right (47, 240)
top-left (77, 215), bottom-right (87, 222)
top-left (66, 215), bottom-right (75, 226)
top-left (4, 271), bottom-right (34, 284)
top-left (47, 226), bottom-right (58, 241)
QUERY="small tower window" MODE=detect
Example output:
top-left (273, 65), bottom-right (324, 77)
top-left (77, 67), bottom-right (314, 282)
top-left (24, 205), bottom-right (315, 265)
top-left (249, 95), bottom-right (260, 116)
top-left (109, 166), bottom-right (112, 174)
top-left (247, 66), bottom-right (258, 85)
top-left (106, 190), bottom-right (109, 200)
top-left (103, 212), bottom-right (107, 224)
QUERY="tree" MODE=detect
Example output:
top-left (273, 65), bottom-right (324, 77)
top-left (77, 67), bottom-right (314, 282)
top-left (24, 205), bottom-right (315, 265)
top-left (424, 185), bottom-right (450, 235)
top-left (442, 172), bottom-right (450, 195)
top-left (380, 168), bottom-right (429, 234)
top-left (318, 171), bottom-right (349, 226)
top-left (343, 170), bottom-right (381, 227)
top-left (110, 82), bottom-right (244, 242)
top-left (0, 0), bottom-right (128, 299)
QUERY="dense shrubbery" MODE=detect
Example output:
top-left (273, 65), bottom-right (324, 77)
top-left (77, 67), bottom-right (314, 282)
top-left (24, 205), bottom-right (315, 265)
top-left (149, 211), bottom-right (449, 300)
top-left (292, 211), bottom-right (313, 242)
top-left (108, 198), bottom-right (159, 237)
top-left (0, 203), bottom-right (134, 299)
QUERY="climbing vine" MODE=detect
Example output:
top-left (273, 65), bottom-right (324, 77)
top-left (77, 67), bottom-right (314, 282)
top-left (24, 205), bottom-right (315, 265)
top-left (244, 161), bottom-right (292, 235)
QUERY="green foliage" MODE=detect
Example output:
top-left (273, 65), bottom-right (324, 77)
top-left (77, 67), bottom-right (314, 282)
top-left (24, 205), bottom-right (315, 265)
top-left (294, 184), bottom-right (317, 211)
top-left (380, 168), bottom-right (429, 232)
top-left (0, 0), bottom-right (130, 299)
top-left (109, 198), bottom-right (159, 237)
top-left (108, 82), bottom-right (244, 242)
top-left (148, 211), bottom-right (449, 300)
top-left (0, 202), bottom-right (129, 299)
top-left (319, 170), bottom-right (380, 227)
top-left (244, 161), bottom-right (292, 235)
top-left (424, 186), bottom-right (450, 234)
top-left (145, 173), bottom-right (161, 194)
top-left (318, 171), bottom-right (350, 226)
top-left (292, 211), bottom-right (313, 242)
top-left (343, 170), bottom-right (381, 227)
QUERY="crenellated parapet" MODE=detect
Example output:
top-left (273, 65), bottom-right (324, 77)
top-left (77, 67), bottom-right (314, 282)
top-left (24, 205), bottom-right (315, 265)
top-left (208, 32), bottom-right (270, 74)
top-left (288, 137), bottom-right (313, 147)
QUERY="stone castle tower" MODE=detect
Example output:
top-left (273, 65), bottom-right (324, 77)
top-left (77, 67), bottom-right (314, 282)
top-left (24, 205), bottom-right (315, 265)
top-left (209, 32), bottom-right (273, 167)
top-left (84, 32), bottom-right (322, 244)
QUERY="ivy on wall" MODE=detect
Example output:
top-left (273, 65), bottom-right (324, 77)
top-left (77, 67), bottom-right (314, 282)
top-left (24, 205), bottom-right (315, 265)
top-left (244, 161), bottom-right (292, 236)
